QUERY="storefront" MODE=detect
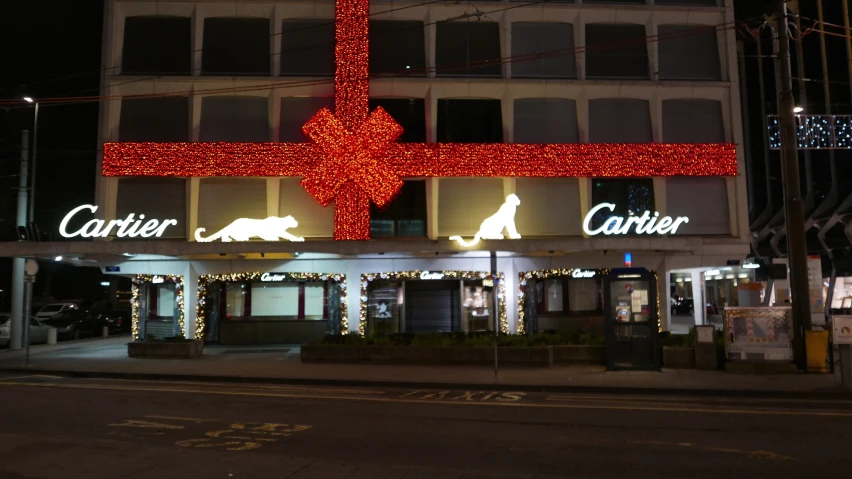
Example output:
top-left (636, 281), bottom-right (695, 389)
top-left (518, 269), bottom-right (607, 335)
top-left (131, 275), bottom-right (184, 340)
top-left (197, 272), bottom-right (347, 345)
top-left (361, 271), bottom-right (507, 336)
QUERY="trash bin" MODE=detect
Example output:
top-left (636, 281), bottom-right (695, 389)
top-left (47, 328), bottom-right (57, 345)
top-left (805, 330), bottom-right (829, 373)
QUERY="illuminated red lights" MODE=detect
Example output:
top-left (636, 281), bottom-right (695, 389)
top-left (101, 0), bottom-right (738, 240)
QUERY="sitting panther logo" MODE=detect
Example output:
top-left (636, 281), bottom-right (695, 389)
top-left (194, 216), bottom-right (304, 242)
top-left (449, 194), bottom-right (521, 247)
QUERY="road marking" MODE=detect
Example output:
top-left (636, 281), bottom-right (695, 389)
top-left (108, 419), bottom-right (185, 430)
top-left (398, 390), bottom-right (527, 403)
top-left (0, 375), bottom-right (62, 381)
top-left (145, 415), bottom-right (216, 424)
top-left (637, 441), bottom-right (796, 461)
top-left (2, 380), bottom-right (850, 417)
top-left (176, 422), bottom-right (312, 452)
top-left (546, 394), bottom-right (852, 405)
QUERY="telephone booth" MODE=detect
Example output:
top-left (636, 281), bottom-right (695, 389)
top-left (603, 268), bottom-right (661, 370)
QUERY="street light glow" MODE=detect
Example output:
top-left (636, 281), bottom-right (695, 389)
top-left (23, 97), bottom-right (34, 103)
top-left (793, 106), bottom-right (804, 113)
top-left (54, 256), bottom-right (62, 261)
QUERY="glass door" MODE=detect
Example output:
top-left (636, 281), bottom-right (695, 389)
top-left (604, 269), bottom-right (660, 370)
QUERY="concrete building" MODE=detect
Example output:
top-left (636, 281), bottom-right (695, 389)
top-left (7, 0), bottom-right (748, 346)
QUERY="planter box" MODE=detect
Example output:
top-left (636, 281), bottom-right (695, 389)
top-left (552, 345), bottom-right (606, 364)
top-left (662, 346), bottom-right (696, 369)
top-left (128, 340), bottom-right (204, 359)
top-left (301, 345), bottom-right (552, 366)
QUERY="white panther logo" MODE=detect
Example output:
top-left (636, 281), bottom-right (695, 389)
top-left (449, 194), bottom-right (521, 247)
top-left (194, 216), bottom-right (305, 242)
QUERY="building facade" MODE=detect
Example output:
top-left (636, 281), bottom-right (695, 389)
top-left (24, 0), bottom-right (748, 344)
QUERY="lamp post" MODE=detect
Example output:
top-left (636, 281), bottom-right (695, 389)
top-left (22, 97), bottom-right (38, 223)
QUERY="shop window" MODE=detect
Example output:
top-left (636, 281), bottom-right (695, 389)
top-left (119, 97), bottom-right (189, 142)
top-left (367, 281), bottom-right (403, 335)
top-left (569, 278), bottom-right (599, 311)
top-left (588, 99), bottom-right (651, 143)
top-left (585, 24), bottom-right (649, 79)
top-left (279, 178), bottom-right (334, 238)
top-left (436, 22), bottom-right (502, 77)
top-left (280, 97), bottom-right (334, 142)
top-left (662, 99), bottom-right (724, 142)
top-left (197, 179), bottom-right (267, 235)
top-left (116, 179), bottom-right (187, 239)
top-left (370, 180), bottom-right (427, 238)
top-left (369, 98), bottom-right (426, 142)
top-left (224, 281), bottom-right (326, 320)
top-left (370, 20), bottom-right (426, 76)
top-left (251, 283), bottom-right (299, 316)
top-left (511, 22), bottom-right (576, 79)
top-left (122, 16), bottom-right (191, 75)
top-left (534, 277), bottom-right (602, 315)
top-left (144, 282), bottom-right (179, 339)
top-left (658, 25), bottom-right (721, 80)
top-left (202, 17), bottom-right (270, 75)
top-left (513, 98), bottom-right (578, 143)
top-left (280, 19), bottom-right (335, 76)
top-left (437, 99), bottom-right (503, 143)
top-left (515, 178), bottom-right (582, 236)
top-left (438, 178), bottom-right (504, 237)
top-left (199, 96), bottom-right (269, 142)
top-left (589, 178), bottom-right (655, 232)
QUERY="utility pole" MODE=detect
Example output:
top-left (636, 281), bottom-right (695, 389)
top-left (10, 130), bottom-right (30, 351)
top-left (774, 0), bottom-right (812, 369)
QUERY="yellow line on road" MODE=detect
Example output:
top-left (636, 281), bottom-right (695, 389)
top-left (636, 441), bottom-right (796, 461)
top-left (1, 380), bottom-right (851, 417)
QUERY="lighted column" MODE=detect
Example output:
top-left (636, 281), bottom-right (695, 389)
top-left (691, 271), bottom-right (705, 326)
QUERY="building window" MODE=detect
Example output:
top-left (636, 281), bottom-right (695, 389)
top-left (438, 178), bottom-right (504, 237)
top-left (514, 98), bottom-right (578, 143)
top-left (511, 22), bottom-right (576, 79)
top-left (588, 99), bottom-right (652, 143)
top-left (202, 17), bottom-right (270, 75)
top-left (662, 99), bottom-right (724, 143)
top-left (515, 178), bottom-right (582, 236)
top-left (436, 22), bottom-right (502, 77)
top-left (279, 97), bottom-right (334, 142)
top-left (119, 97), bottom-right (189, 142)
top-left (658, 25), bottom-right (721, 80)
top-left (585, 24), bottom-right (648, 79)
top-left (122, 16), bottom-right (191, 75)
top-left (200, 96), bottom-right (269, 142)
top-left (197, 179), bottom-right (267, 236)
top-left (370, 180), bottom-right (427, 238)
top-left (280, 19), bottom-right (335, 76)
top-left (370, 20), bottom-right (426, 76)
top-left (117, 179), bottom-right (187, 239)
top-left (589, 179), bottom-right (655, 232)
top-left (437, 99), bottom-right (503, 142)
top-left (369, 98), bottom-right (425, 142)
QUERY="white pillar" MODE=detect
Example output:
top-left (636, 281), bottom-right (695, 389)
top-left (501, 256), bottom-right (517, 334)
top-left (691, 271), bottom-right (705, 326)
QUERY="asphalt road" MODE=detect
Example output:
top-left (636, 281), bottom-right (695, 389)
top-left (0, 374), bottom-right (849, 479)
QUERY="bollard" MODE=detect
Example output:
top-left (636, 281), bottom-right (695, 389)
top-left (102, 326), bottom-right (109, 338)
top-left (47, 328), bottom-right (57, 345)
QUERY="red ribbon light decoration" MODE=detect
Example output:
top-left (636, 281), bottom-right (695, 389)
top-left (101, 0), bottom-right (739, 241)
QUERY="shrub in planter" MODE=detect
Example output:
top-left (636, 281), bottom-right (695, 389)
top-left (128, 336), bottom-right (204, 359)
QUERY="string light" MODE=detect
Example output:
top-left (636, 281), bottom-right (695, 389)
top-left (517, 269), bottom-right (610, 335)
top-left (196, 272), bottom-right (348, 339)
top-left (767, 114), bottom-right (852, 149)
top-left (131, 275), bottom-right (185, 341)
top-left (360, 271), bottom-right (508, 336)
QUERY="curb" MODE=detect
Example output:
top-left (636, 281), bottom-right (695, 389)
top-left (0, 367), bottom-right (849, 400)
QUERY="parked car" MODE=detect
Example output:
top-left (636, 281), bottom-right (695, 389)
top-left (40, 309), bottom-right (96, 340)
top-left (91, 309), bottom-right (131, 333)
top-left (0, 314), bottom-right (54, 347)
top-left (35, 302), bottom-right (79, 320)
top-left (671, 298), bottom-right (694, 316)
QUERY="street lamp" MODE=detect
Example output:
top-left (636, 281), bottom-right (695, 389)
top-left (22, 97), bottom-right (38, 223)
top-left (793, 106), bottom-right (804, 113)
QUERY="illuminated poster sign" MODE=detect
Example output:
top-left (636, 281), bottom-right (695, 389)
top-left (59, 204), bottom-right (178, 239)
top-left (582, 203), bottom-right (689, 236)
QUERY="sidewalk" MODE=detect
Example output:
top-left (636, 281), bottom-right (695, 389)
top-left (0, 336), bottom-right (846, 397)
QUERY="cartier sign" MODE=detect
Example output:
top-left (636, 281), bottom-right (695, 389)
top-left (582, 203), bottom-right (689, 236)
top-left (59, 204), bottom-right (178, 239)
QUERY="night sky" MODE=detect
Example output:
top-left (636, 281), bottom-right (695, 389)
top-left (0, 0), bottom-right (833, 306)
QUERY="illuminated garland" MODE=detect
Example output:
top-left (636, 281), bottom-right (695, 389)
top-left (359, 271), bottom-right (508, 336)
top-left (131, 275), bottom-right (185, 341)
top-left (196, 272), bottom-right (348, 339)
top-left (517, 269), bottom-right (611, 335)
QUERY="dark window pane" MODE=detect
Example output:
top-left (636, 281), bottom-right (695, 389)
top-left (436, 22), bottom-right (501, 77)
top-left (200, 96), bottom-right (269, 142)
top-left (588, 99), bottom-right (652, 143)
top-left (369, 98), bottom-right (425, 142)
top-left (656, 0), bottom-right (717, 5)
top-left (123, 16), bottom-right (191, 75)
top-left (437, 99), bottom-right (503, 142)
top-left (658, 25), bottom-right (721, 80)
top-left (280, 97), bottom-right (334, 142)
top-left (585, 24), bottom-right (648, 79)
top-left (511, 22), bottom-right (576, 79)
top-left (202, 17), bottom-right (270, 75)
top-left (370, 20), bottom-right (426, 76)
top-left (662, 99), bottom-right (724, 142)
top-left (370, 180), bottom-right (427, 237)
top-left (514, 98), bottom-right (578, 143)
top-left (117, 179), bottom-right (186, 238)
top-left (589, 179), bottom-right (655, 231)
top-left (280, 19), bottom-right (335, 76)
top-left (119, 97), bottom-right (189, 142)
